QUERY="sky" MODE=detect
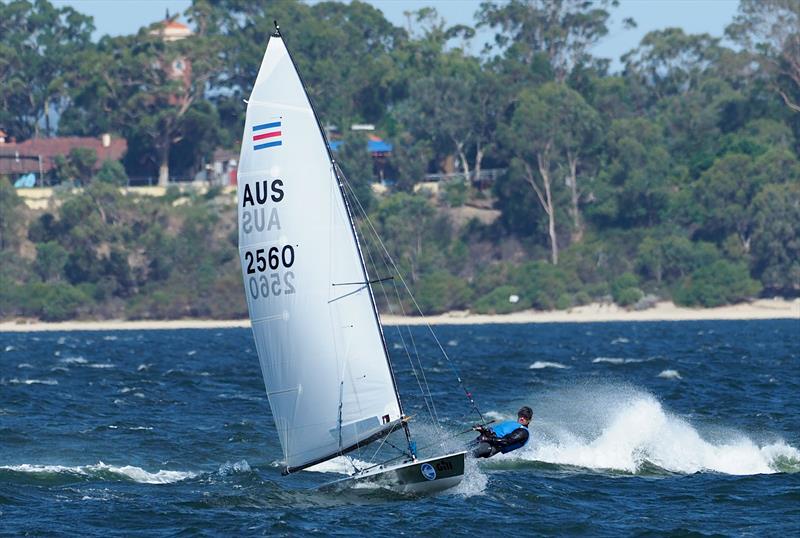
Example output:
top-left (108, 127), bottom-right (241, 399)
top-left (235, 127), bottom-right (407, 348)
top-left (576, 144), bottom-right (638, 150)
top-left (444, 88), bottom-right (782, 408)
top-left (53, 0), bottom-right (741, 71)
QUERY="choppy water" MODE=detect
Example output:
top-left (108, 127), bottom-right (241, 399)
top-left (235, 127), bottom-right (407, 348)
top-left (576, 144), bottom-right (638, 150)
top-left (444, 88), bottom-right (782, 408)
top-left (1, 320), bottom-right (798, 535)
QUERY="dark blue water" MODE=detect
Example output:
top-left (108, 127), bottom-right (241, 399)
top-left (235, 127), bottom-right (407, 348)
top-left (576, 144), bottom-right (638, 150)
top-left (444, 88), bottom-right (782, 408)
top-left (2, 320), bottom-right (799, 536)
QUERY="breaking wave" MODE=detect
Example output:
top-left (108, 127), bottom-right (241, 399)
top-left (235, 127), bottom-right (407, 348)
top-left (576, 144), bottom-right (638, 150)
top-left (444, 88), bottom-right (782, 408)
top-left (529, 361), bottom-right (569, 369)
top-left (0, 462), bottom-right (196, 484)
top-left (592, 357), bottom-right (645, 364)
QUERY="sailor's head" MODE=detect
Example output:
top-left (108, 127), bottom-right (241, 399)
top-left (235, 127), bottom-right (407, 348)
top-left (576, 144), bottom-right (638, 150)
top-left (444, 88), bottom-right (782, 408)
top-left (517, 406), bottom-right (533, 426)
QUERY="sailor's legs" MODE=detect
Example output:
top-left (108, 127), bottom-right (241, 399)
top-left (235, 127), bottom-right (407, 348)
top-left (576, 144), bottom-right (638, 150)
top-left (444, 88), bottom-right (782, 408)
top-left (472, 441), bottom-right (498, 458)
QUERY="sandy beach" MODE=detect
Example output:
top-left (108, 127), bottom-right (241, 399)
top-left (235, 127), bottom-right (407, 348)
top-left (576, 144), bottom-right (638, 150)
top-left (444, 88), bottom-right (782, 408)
top-left (0, 299), bottom-right (796, 332)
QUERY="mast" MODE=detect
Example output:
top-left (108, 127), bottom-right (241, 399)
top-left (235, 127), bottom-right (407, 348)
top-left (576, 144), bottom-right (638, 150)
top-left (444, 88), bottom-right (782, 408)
top-left (275, 24), bottom-right (413, 455)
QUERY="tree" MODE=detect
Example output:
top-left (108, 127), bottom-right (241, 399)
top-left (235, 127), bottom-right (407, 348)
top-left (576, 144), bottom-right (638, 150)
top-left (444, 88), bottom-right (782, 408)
top-left (590, 117), bottom-right (672, 227)
top-left (727, 0), bottom-right (800, 113)
top-left (396, 65), bottom-right (474, 181)
top-left (336, 130), bottom-right (375, 213)
top-left (0, 0), bottom-right (94, 140)
top-left (0, 178), bottom-right (23, 251)
top-left (622, 28), bottom-right (723, 101)
top-left (368, 193), bottom-right (449, 284)
top-left (750, 182), bottom-right (800, 294)
top-left (503, 83), bottom-right (596, 262)
top-left (637, 235), bottom-right (720, 285)
top-left (388, 133), bottom-right (432, 192)
top-left (395, 50), bottom-right (507, 185)
top-left (62, 17), bottom-right (222, 184)
top-left (557, 88), bottom-right (599, 242)
top-left (504, 86), bottom-right (560, 263)
top-left (688, 146), bottom-right (799, 252)
top-left (96, 159), bottom-right (128, 186)
top-left (69, 147), bottom-right (97, 181)
top-left (205, 0), bottom-right (405, 134)
top-left (478, 0), bottom-right (615, 82)
top-left (34, 241), bottom-right (68, 281)
top-left (674, 260), bottom-right (761, 307)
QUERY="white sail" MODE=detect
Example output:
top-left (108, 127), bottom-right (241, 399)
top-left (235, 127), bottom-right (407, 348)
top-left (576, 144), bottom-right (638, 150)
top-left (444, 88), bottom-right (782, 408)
top-left (237, 33), bottom-right (403, 472)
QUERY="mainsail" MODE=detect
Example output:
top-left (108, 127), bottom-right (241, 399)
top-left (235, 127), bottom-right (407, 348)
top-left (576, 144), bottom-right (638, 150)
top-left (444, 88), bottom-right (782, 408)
top-left (237, 30), bottom-right (404, 472)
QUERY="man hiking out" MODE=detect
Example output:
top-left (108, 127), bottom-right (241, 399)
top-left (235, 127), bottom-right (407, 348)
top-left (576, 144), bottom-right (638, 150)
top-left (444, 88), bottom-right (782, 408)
top-left (472, 406), bottom-right (532, 458)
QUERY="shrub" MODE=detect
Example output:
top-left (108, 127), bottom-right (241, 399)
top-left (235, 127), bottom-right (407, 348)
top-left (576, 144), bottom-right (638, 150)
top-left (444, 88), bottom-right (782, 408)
top-left (415, 271), bottom-right (473, 314)
top-left (34, 241), bottom-right (69, 281)
top-left (473, 285), bottom-right (526, 315)
top-left (95, 159), bottom-right (128, 186)
top-left (515, 261), bottom-right (575, 310)
top-left (556, 293), bottom-right (573, 310)
top-left (674, 260), bottom-right (762, 307)
top-left (573, 291), bottom-right (592, 306)
top-left (611, 272), bottom-right (643, 306)
top-left (442, 180), bottom-right (469, 207)
top-left (18, 282), bottom-right (91, 321)
top-left (615, 287), bottom-right (644, 307)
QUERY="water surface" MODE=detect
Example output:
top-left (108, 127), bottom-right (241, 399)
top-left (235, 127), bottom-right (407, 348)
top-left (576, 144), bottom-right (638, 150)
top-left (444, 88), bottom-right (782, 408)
top-left (1, 320), bottom-right (798, 535)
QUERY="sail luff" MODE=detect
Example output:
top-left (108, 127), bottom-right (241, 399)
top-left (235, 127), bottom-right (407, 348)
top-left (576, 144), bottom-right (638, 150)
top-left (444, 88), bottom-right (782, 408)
top-left (277, 32), bottom-right (408, 434)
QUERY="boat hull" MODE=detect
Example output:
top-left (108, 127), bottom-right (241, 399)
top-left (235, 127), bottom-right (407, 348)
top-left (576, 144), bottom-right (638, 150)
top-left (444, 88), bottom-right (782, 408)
top-left (325, 451), bottom-right (466, 495)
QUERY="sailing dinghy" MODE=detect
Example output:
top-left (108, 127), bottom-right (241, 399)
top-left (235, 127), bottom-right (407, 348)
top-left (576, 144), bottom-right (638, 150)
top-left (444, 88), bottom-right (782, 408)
top-left (237, 25), bottom-right (469, 494)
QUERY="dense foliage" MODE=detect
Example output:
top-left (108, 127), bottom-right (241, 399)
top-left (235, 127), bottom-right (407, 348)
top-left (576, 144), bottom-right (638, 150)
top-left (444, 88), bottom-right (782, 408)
top-left (1, 0), bottom-right (798, 320)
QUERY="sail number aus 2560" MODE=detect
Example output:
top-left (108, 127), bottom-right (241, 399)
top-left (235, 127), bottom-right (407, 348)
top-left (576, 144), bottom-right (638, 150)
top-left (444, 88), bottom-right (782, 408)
top-left (244, 245), bottom-right (296, 300)
top-left (245, 245), bottom-right (295, 273)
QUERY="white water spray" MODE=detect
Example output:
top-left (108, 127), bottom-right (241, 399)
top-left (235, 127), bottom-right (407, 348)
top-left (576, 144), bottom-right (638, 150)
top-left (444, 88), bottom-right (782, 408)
top-left (496, 383), bottom-right (800, 475)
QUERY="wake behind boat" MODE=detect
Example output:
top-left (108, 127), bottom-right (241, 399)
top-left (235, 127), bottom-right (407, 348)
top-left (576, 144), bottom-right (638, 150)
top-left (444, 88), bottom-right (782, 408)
top-left (237, 24), bottom-right (479, 494)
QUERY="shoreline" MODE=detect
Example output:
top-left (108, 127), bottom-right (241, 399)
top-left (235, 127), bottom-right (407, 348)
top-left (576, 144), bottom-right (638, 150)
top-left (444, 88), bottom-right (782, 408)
top-left (0, 299), bottom-right (796, 333)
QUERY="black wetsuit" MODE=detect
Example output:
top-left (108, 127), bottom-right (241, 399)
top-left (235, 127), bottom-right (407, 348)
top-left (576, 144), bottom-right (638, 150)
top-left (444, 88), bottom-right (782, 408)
top-left (472, 422), bottom-right (529, 458)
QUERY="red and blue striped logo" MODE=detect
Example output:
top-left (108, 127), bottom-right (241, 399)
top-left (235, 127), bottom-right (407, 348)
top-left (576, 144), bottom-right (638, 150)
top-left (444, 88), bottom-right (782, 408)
top-left (253, 121), bottom-right (282, 150)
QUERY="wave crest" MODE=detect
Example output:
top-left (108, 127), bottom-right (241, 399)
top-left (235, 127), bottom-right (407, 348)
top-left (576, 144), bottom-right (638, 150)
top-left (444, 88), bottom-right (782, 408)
top-left (0, 462), bottom-right (196, 484)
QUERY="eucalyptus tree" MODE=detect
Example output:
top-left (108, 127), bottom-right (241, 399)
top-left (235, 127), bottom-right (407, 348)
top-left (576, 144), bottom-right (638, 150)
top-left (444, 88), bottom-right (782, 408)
top-left (478, 0), bottom-right (616, 82)
top-left (590, 117), bottom-right (672, 228)
top-left (336, 130), bottom-right (375, 213)
top-left (205, 0), bottom-right (405, 133)
top-left (750, 182), bottom-right (800, 293)
top-left (61, 17), bottom-right (222, 183)
top-left (0, 180), bottom-right (23, 251)
top-left (395, 51), bottom-right (506, 184)
top-left (727, 0), bottom-right (800, 113)
top-left (0, 0), bottom-right (94, 140)
top-left (621, 28), bottom-right (723, 102)
top-left (503, 82), bottom-right (600, 263)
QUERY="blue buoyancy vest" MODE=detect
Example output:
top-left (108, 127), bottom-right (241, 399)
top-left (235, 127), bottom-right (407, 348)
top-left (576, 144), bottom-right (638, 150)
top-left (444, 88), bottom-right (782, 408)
top-left (491, 420), bottom-right (529, 453)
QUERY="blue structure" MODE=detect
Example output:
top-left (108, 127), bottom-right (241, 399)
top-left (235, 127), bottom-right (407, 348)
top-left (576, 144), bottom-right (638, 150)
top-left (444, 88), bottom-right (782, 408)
top-left (329, 138), bottom-right (393, 154)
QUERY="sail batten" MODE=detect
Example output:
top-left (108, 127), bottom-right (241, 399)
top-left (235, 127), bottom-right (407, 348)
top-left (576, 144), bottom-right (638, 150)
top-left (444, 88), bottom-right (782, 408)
top-left (238, 33), bottom-right (403, 471)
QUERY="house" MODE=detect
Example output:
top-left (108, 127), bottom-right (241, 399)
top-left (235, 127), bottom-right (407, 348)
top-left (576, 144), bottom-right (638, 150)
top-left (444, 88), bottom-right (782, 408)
top-left (0, 134), bottom-right (127, 185)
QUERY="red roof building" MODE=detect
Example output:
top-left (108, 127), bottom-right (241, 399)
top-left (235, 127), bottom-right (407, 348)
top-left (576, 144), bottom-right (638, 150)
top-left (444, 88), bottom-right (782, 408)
top-left (0, 135), bottom-right (127, 178)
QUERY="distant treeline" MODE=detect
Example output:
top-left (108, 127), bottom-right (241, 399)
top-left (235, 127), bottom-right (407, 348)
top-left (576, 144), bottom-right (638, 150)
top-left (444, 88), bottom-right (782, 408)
top-left (0, 0), bottom-right (798, 321)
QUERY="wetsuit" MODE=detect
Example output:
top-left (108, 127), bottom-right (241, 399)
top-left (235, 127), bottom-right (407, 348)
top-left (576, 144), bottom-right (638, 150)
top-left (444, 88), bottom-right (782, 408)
top-left (472, 420), bottom-right (529, 458)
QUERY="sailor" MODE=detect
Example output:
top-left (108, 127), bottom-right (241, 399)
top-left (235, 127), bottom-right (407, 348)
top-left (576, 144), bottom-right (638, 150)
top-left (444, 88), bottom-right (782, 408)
top-left (472, 406), bottom-right (532, 458)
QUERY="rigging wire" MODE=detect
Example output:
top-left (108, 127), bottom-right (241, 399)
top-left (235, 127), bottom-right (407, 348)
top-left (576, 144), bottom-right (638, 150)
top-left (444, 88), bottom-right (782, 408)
top-left (388, 278), bottom-right (444, 431)
top-left (341, 179), bottom-right (441, 429)
top-left (339, 175), bottom-right (486, 426)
